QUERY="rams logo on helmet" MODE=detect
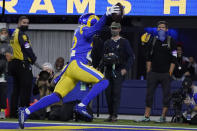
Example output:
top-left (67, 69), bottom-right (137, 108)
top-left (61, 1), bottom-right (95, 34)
top-left (78, 13), bottom-right (100, 27)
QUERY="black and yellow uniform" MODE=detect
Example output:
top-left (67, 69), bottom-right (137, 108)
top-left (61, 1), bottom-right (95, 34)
top-left (9, 28), bottom-right (37, 118)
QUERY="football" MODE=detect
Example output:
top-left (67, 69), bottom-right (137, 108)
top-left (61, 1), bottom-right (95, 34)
top-left (112, 3), bottom-right (124, 23)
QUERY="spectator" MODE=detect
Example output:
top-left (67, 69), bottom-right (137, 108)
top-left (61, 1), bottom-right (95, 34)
top-left (31, 62), bottom-right (54, 120)
top-left (187, 56), bottom-right (197, 80)
top-left (0, 28), bottom-right (12, 119)
top-left (54, 57), bottom-right (64, 75)
top-left (172, 44), bottom-right (190, 80)
top-left (140, 21), bottom-right (177, 122)
top-left (9, 16), bottom-right (37, 118)
top-left (103, 22), bottom-right (134, 122)
top-left (37, 62), bottom-right (54, 98)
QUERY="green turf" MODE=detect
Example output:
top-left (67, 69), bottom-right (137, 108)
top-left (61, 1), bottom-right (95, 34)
top-left (1, 118), bottom-right (197, 129)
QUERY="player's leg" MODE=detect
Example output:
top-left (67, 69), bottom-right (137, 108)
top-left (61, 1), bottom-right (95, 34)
top-left (70, 60), bottom-right (109, 118)
top-left (18, 71), bottom-right (77, 129)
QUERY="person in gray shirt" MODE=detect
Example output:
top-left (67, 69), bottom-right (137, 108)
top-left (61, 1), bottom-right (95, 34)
top-left (0, 28), bottom-right (12, 119)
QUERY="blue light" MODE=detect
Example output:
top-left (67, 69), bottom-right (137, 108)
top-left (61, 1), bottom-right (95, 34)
top-left (144, 27), bottom-right (178, 40)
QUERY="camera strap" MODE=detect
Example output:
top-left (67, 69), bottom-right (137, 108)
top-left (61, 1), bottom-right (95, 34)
top-left (151, 36), bottom-right (171, 55)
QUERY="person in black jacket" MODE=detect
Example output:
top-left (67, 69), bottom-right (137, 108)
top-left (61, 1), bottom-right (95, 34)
top-left (103, 22), bottom-right (134, 122)
top-left (9, 16), bottom-right (37, 118)
top-left (172, 44), bottom-right (190, 81)
top-left (140, 21), bottom-right (177, 123)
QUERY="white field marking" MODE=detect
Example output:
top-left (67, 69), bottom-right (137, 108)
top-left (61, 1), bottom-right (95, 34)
top-left (0, 121), bottom-right (197, 130)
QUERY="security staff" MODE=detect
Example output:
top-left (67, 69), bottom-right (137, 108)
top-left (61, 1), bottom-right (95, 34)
top-left (103, 22), bottom-right (134, 122)
top-left (9, 16), bottom-right (37, 118)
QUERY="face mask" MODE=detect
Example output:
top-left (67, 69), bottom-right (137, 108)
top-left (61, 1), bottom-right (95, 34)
top-left (20, 25), bottom-right (29, 31)
top-left (0, 35), bottom-right (7, 42)
top-left (111, 30), bottom-right (119, 37)
top-left (157, 30), bottom-right (167, 42)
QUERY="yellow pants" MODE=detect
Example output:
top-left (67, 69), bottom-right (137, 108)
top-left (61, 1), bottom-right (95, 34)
top-left (54, 60), bottom-right (104, 97)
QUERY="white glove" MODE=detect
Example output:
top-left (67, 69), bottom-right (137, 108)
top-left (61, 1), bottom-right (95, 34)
top-left (106, 5), bottom-right (120, 16)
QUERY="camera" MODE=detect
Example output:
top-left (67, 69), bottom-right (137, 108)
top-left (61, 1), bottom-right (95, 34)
top-left (170, 76), bottom-right (193, 123)
top-left (103, 53), bottom-right (119, 65)
top-left (38, 70), bottom-right (50, 81)
top-left (103, 45), bottom-right (119, 66)
top-left (182, 76), bottom-right (193, 94)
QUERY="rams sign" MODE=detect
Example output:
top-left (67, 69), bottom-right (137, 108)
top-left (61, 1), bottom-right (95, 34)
top-left (0, 0), bottom-right (196, 16)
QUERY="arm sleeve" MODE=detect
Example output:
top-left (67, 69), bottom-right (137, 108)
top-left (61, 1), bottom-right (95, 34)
top-left (18, 32), bottom-right (37, 63)
top-left (82, 14), bottom-right (107, 39)
top-left (124, 39), bottom-right (134, 71)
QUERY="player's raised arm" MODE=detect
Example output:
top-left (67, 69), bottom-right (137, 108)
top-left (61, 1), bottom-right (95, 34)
top-left (81, 5), bottom-right (120, 39)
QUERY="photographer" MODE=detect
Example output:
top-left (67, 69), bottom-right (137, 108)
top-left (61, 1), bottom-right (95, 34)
top-left (181, 77), bottom-right (197, 125)
top-left (103, 22), bottom-right (134, 122)
top-left (31, 62), bottom-right (54, 120)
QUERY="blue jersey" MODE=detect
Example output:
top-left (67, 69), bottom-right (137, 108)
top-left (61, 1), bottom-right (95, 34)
top-left (70, 14), bottom-right (107, 64)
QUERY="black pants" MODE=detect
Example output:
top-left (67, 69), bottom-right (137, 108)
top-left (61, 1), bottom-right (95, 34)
top-left (0, 82), bottom-right (7, 109)
top-left (9, 59), bottom-right (33, 118)
top-left (146, 72), bottom-right (171, 108)
top-left (105, 70), bottom-right (124, 117)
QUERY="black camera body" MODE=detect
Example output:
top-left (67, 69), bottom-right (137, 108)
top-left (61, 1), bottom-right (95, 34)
top-left (103, 53), bottom-right (119, 65)
top-left (38, 70), bottom-right (50, 81)
top-left (171, 77), bottom-right (193, 107)
top-left (103, 43), bottom-right (120, 66)
top-left (171, 77), bottom-right (193, 123)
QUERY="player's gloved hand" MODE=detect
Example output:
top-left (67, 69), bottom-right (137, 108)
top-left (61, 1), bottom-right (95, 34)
top-left (106, 5), bottom-right (120, 16)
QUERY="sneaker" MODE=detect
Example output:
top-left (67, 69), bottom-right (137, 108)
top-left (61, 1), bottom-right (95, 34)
top-left (75, 105), bottom-right (92, 119)
top-left (0, 111), bottom-right (6, 119)
top-left (138, 116), bottom-right (150, 122)
top-left (104, 116), bottom-right (112, 122)
top-left (18, 107), bottom-right (28, 129)
top-left (111, 115), bottom-right (118, 122)
top-left (156, 116), bottom-right (166, 123)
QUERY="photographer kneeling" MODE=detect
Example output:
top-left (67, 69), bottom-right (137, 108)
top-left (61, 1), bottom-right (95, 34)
top-left (31, 63), bottom-right (55, 120)
top-left (182, 76), bottom-right (197, 125)
top-left (176, 77), bottom-right (197, 124)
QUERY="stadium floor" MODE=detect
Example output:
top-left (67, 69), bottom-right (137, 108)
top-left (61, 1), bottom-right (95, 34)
top-left (0, 121), bottom-right (197, 131)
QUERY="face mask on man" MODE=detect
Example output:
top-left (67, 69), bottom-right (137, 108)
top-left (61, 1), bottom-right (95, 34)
top-left (157, 30), bottom-right (167, 42)
top-left (111, 30), bottom-right (119, 37)
top-left (0, 35), bottom-right (8, 42)
top-left (20, 25), bottom-right (29, 31)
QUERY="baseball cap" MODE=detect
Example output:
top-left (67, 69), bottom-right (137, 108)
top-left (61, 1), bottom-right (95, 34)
top-left (110, 22), bottom-right (121, 29)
